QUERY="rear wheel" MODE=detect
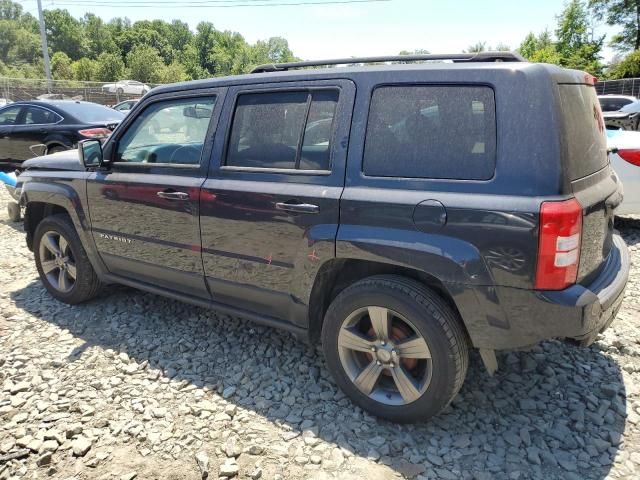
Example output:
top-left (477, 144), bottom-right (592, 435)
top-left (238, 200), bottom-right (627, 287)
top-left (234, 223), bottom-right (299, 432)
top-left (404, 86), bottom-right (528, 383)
top-left (47, 145), bottom-right (67, 155)
top-left (322, 275), bottom-right (468, 423)
top-left (34, 215), bottom-right (102, 304)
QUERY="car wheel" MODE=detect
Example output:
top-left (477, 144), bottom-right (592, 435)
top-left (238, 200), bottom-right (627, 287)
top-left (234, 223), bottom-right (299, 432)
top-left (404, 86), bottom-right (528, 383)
top-left (322, 275), bottom-right (469, 423)
top-left (7, 202), bottom-right (21, 222)
top-left (47, 145), bottom-right (67, 155)
top-left (34, 214), bottom-right (102, 304)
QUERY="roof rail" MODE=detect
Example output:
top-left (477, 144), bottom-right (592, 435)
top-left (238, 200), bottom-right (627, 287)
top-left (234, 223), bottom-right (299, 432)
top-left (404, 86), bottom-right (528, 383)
top-left (250, 51), bottom-right (526, 74)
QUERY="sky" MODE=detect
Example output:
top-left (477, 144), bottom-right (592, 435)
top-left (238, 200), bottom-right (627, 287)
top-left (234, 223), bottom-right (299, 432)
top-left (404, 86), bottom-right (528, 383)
top-left (26, 0), bottom-right (618, 61)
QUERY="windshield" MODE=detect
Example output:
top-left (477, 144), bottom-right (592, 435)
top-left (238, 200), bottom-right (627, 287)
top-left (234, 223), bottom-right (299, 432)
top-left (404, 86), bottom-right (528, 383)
top-left (599, 97), bottom-right (635, 112)
top-left (619, 101), bottom-right (640, 114)
top-left (59, 102), bottom-right (124, 123)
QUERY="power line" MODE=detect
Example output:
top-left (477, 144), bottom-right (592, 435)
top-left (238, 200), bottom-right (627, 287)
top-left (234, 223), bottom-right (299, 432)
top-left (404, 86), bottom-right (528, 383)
top-left (49, 0), bottom-right (392, 7)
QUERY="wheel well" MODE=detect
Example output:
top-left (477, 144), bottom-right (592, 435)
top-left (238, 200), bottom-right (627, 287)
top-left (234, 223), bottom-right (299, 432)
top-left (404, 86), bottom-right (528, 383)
top-left (24, 202), bottom-right (69, 250)
top-left (307, 259), bottom-right (467, 345)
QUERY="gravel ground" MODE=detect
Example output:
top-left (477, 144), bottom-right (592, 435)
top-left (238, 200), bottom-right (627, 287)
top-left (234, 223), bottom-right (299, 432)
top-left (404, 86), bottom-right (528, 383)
top-left (1, 187), bottom-right (640, 480)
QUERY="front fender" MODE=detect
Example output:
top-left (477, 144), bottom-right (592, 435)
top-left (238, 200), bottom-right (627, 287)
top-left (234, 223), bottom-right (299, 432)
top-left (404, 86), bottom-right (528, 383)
top-left (21, 176), bottom-right (107, 278)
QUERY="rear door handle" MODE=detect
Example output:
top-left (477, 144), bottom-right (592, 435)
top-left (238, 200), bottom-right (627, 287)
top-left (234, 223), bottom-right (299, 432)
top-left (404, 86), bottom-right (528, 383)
top-left (275, 201), bottom-right (319, 214)
top-left (157, 190), bottom-right (190, 201)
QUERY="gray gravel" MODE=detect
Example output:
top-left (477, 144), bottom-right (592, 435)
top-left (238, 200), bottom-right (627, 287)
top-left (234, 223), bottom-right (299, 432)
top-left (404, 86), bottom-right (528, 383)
top-left (1, 187), bottom-right (640, 480)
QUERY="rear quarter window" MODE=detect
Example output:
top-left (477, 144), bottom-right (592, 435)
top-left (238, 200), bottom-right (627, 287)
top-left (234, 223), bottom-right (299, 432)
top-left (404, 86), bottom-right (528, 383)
top-left (559, 85), bottom-right (608, 180)
top-left (363, 85), bottom-right (496, 180)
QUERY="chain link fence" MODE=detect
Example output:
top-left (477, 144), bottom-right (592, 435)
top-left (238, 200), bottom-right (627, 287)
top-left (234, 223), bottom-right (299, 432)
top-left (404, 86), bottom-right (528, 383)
top-left (595, 78), bottom-right (640, 98)
top-left (0, 77), bottom-right (161, 106)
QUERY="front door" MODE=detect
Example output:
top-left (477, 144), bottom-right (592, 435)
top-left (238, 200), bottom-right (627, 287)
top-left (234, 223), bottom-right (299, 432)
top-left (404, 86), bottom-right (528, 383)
top-left (200, 80), bottom-right (355, 325)
top-left (87, 90), bottom-right (224, 300)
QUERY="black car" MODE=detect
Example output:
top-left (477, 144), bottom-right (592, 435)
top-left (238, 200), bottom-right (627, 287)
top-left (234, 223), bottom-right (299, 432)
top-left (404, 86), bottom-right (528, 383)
top-left (0, 100), bottom-right (124, 170)
top-left (15, 52), bottom-right (629, 423)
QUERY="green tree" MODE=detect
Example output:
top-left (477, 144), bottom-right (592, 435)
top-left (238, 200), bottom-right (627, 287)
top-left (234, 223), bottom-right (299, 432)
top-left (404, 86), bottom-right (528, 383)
top-left (590, 0), bottom-right (640, 51)
top-left (83, 14), bottom-right (118, 59)
top-left (126, 44), bottom-right (164, 83)
top-left (72, 57), bottom-right (97, 81)
top-left (159, 61), bottom-right (188, 83)
top-left (555, 0), bottom-right (604, 74)
top-left (95, 52), bottom-right (125, 81)
top-left (43, 9), bottom-right (86, 60)
top-left (608, 49), bottom-right (640, 77)
top-left (51, 51), bottom-right (74, 80)
top-left (466, 41), bottom-right (488, 53)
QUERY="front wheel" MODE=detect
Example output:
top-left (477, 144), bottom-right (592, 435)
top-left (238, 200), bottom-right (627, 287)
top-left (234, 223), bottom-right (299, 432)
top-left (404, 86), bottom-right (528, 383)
top-left (33, 214), bottom-right (102, 304)
top-left (322, 275), bottom-right (469, 423)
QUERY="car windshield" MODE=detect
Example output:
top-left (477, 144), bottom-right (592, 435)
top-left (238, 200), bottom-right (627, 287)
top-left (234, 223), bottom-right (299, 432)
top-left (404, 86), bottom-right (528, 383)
top-left (599, 97), bottom-right (635, 112)
top-left (58, 102), bottom-right (125, 123)
top-left (619, 100), bottom-right (640, 114)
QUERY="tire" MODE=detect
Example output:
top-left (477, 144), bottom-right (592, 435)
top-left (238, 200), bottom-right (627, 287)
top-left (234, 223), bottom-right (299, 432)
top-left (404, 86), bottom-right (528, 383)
top-left (33, 214), bottom-right (102, 304)
top-left (7, 202), bottom-right (21, 222)
top-left (321, 275), bottom-right (468, 423)
top-left (47, 145), bottom-right (67, 155)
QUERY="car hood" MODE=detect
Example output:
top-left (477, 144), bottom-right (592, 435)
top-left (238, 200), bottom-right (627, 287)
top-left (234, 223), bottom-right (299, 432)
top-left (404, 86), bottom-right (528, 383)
top-left (603, 111), bottom-right (633, 119)
top-left (21, 149), bottom-right (83, 171)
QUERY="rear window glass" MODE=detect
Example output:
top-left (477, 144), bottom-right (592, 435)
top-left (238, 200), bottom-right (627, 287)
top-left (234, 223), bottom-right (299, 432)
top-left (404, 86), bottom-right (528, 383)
top-left (559, 85), bottom-right (608, 180)
top-left (226, 90), bottom-right (338, 171)
top-left (58, 102), bottom-right (124, 123)
top-left (363, 85), bottom-right (496, 180)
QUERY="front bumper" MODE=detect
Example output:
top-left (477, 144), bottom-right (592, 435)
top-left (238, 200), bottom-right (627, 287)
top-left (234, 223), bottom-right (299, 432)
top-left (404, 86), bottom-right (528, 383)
top-left (457, 234), bottom-right (630, 350)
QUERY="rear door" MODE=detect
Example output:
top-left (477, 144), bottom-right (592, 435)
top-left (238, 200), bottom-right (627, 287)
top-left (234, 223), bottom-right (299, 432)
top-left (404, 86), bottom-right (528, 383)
top-left (557, 79), bottom-right (622, 284)
top-left (10, 105), bottom-right (63, 160)
top-left (86, 89), bottom-right (224, 299)
top-left (200, 79), bottom-right (355, 325)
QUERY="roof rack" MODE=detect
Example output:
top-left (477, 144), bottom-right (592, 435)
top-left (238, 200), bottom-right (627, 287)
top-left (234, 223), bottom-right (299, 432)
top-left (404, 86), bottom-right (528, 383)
top-left (250, 51), bottom-right (526, 74)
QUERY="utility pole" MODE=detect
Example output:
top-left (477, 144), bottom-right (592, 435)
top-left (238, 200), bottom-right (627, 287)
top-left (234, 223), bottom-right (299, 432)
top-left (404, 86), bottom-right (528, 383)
top-left (36, 0), bottom-right (52, 92)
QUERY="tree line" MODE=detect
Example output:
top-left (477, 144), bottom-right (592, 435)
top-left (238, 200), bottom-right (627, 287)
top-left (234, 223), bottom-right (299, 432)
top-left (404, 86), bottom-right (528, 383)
top-left (2, 0), bottom-right (640, 84)
top-left (0, 0), bottom-right (297, 84)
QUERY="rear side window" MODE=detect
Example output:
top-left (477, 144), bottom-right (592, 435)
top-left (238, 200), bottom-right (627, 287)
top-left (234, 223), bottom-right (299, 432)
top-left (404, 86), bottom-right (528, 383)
top-left (559, 85), bottom-right (608, 180)
top-left (363, 85), bottom-right (496, 180)
top-left (23, 107), bottom-right (61, 125)
top-left (226, 90), bottom-right (339, 171)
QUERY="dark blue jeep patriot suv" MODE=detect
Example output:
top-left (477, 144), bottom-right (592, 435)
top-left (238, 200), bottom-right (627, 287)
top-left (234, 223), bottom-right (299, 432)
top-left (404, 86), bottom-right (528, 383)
top-left (15, 52), bottom-right (630, 423)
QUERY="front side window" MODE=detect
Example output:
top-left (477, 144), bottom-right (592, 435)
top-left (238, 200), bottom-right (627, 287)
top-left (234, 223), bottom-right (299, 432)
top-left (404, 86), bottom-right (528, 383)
top-left (363, 85), bottom-right (496, 180)
top-left (115, 96), bottom-right (216, 166)
top-left (226, 90), bottom-right (339, 171)
top-left (0, 106), bottom-right (22, 125)
top-left (23, 107), bottom-right (61, 125)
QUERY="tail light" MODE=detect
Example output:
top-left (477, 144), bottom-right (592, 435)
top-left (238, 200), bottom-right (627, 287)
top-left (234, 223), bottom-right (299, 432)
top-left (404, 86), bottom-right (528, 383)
top-left (616, 149), bottom-right (640, 166)
top-left (78, 128), bottom-right (111, 139)
top-left (534, 198), bottom-right (583, 290)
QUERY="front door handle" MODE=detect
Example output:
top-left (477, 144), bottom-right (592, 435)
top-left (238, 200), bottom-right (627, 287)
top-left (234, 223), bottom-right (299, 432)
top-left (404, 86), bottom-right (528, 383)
top-left (157, 190), bottom-right (190, 201)
top-left (275, 201), bottom-right (319, 214)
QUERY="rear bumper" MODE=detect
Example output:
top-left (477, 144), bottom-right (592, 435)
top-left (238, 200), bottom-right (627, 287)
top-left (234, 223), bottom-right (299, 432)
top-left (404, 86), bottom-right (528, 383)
top-left (456, 234), bottom-right (629, 350)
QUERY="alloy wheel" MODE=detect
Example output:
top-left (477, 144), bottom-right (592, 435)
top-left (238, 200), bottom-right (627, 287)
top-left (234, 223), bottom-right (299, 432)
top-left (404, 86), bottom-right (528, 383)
top-left (337, 306), bottom-right (432, 406)
top-left (38, 231), bottom-right (77, 293)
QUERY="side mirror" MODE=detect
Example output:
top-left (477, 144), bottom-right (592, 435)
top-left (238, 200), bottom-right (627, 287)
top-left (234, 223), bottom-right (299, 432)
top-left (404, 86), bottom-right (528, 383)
top-left (79, 139), bottom-right (104, 168)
